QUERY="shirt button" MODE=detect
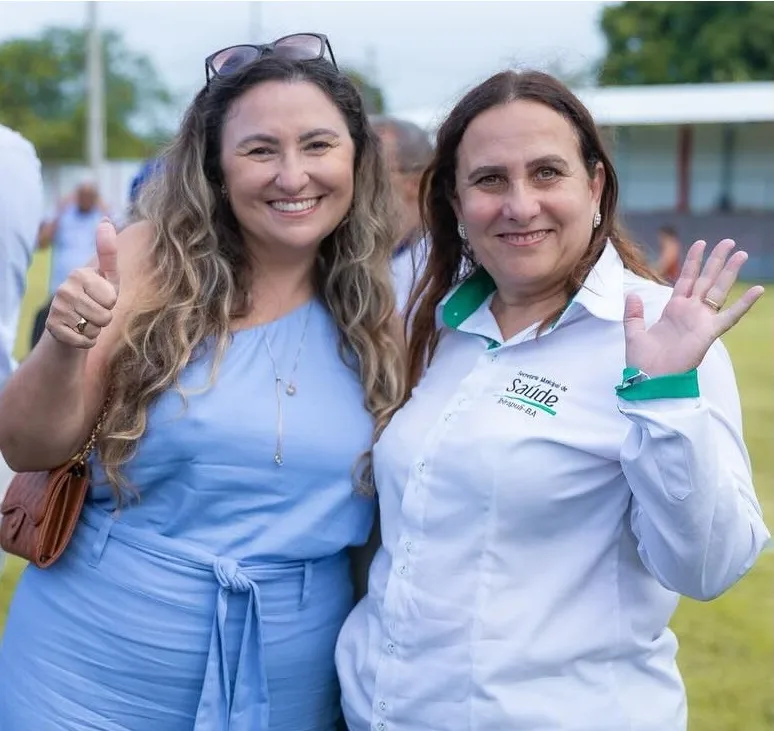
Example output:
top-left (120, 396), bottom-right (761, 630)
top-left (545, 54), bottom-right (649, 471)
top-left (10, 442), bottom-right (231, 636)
top-left (404, 540), bottom-right (412, 553)
top-left (398, 564), bottom-right (408, 575)
top-left (443, 412), bottom-right (452, 422)
top-left (387, 642), bottom-right (395, 654)
top-left (378, 700), bottom-right (387, 711)
top-left (416, 461), bottom-right (425, 472)
top-left (376, 722), bottom-right (386, 731)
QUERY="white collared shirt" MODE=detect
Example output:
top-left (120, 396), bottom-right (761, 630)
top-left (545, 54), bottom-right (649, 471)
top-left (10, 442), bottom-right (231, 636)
top-left (0, 124), bottom-right (43, 389)
top-left (336, 242), bottom-right (770, 731)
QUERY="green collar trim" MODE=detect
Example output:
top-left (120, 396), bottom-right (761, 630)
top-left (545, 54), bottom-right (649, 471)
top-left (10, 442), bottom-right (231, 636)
top-left (442, 267), bottom-right (496, 330)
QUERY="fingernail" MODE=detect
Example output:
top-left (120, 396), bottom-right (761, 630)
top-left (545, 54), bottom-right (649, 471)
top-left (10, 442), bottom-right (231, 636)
top-left (100, 216), bottom-right (111, 224)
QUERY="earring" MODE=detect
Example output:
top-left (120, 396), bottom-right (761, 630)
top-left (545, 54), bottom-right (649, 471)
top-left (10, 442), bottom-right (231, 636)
top-left (593, 211), bottom-right (602, 229)
top-left (457, 222), bottom-right (468, 240)
top-left (220, 183), bottom-right (228, 198)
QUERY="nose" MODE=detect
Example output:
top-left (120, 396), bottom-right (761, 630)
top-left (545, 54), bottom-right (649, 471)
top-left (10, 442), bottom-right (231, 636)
top-left (502, 181), bottom-right (541, 224)
top-left (274, 154), bottom-right (310, 195)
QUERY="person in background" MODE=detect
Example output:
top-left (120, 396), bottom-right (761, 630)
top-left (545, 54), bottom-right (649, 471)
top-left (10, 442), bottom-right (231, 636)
top-left (0, 34), bottom-right (403, 731)
top-left (0, 124), bottom-right (43, 389)
top-left (371, 116), bottom-right (434, 313)
top-left (657, 224), bottom-right (683, 284)
top-left (39, 180), bottom-right (109, 294)
top-left (0, 123), bottom-right (44, 576)
top-left (336, 69), bottom-right (768, 731)
top-left (30, 181), bottom-right (109, 348)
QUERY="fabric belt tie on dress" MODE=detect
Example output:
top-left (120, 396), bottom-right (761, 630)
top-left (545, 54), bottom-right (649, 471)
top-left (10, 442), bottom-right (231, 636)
top-left (81, 505), bottom-right (316, 731)
top-left (194, 557), bottom-right (271, 730)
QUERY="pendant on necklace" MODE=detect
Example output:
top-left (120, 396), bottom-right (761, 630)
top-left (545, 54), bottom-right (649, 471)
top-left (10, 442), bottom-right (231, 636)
top-left (285, 383), bottom-right (296, 396)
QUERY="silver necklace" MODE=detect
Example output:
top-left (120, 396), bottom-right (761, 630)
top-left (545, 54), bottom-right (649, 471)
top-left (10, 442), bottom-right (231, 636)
top-left (263, 301), bottom-right (313, 466)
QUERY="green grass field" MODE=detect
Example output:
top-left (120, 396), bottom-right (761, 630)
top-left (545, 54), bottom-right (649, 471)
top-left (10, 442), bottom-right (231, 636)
top-left (2, 252), bottom-right (773, 729)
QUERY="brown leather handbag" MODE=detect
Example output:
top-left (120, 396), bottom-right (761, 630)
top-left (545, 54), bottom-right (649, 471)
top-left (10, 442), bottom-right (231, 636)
top-left (0, 411), bottom-right (105, 568)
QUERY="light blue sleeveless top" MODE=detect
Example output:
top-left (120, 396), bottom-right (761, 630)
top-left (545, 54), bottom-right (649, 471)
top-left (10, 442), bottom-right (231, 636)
top-left (88, 297), bottom-right (375, 561)
top-left (0, 298), bottom-right (376, 731)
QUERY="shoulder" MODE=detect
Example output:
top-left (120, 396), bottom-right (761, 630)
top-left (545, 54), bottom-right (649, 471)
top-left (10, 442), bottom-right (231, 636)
top-left (0, 125), bottom-right (39, 162)
top-left (0, 127), bottom-right (41, 195)
top-left (115, 220), bottom-right (155, 267)
top-left (111, 220), bottom-right (164, 309)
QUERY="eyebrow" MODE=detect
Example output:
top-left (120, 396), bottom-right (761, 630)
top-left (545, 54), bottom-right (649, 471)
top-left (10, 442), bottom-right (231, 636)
top-left (237, 128), bottom-right (341, 147)
top-left (529, 155), bottom-right (570, 170)
top-left (466, 155), bottom-right (570, 182)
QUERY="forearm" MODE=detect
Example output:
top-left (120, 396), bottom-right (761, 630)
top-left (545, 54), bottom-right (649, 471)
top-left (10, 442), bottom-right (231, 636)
top-left (622, 396), bottom-right (768, 600)
top-left (0, 331), bottom-right (93, 470)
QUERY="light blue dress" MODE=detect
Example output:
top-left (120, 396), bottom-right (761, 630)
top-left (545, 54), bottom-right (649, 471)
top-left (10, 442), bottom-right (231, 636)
top-left (0, 299), bottom-right (375, 731)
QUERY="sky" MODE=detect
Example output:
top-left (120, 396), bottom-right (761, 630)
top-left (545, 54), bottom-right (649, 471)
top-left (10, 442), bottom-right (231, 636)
top-left (1, 0), bottom-right (611, 123)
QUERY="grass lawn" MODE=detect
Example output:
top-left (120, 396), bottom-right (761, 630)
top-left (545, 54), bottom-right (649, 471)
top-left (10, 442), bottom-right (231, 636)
top-left (2, 253), bottom-right (773, 730)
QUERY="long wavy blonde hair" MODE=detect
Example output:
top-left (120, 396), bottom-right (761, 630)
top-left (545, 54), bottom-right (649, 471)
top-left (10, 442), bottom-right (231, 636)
top-left (99, 58), bottom-right (405, 497)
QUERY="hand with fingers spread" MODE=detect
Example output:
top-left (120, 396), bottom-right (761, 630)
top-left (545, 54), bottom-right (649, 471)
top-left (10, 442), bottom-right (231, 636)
top-left (45, 219), bottom-right (121, 349)
top-left (624, 238), bottom-right (765, 377)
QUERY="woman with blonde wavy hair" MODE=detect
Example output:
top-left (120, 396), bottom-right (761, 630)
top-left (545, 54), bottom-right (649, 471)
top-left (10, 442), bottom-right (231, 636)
top-left (0, 34), bottom-right (403, 731)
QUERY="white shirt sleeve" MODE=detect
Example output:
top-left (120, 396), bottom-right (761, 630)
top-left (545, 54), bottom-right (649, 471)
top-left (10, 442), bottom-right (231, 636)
top-left (619, 339), bottom-right (770, 601)
top-left (0, 128), bottom-right (44, 387)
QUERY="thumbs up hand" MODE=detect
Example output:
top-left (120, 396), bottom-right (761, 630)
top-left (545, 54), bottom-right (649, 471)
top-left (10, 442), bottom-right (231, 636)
top-left (96, 220), bottom-right (121, 293)
top-left (46, 220), bottom-right (121, 349)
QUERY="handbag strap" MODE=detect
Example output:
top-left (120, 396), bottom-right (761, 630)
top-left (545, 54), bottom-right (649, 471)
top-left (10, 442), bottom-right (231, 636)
top-left (70, 402), bottom-right (110, 466)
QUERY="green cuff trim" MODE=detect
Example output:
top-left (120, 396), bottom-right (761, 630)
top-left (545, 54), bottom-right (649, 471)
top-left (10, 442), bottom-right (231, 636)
top-left (616, 367), bottom-right (699, 401)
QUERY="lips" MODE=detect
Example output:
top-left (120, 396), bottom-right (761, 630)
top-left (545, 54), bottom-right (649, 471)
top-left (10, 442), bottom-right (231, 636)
top-left (269, 197), bottom-right (322, 213)
top-left (497, 229), bottom-right (551, 245)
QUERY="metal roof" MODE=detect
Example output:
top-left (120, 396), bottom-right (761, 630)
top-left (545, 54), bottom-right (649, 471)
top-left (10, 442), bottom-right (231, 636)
top-left (395, 82), bottom-right (774, 131)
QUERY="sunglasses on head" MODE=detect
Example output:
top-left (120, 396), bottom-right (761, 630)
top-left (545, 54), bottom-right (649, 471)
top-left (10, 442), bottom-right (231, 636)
top-left (205, 33), bottom-right (338, 84)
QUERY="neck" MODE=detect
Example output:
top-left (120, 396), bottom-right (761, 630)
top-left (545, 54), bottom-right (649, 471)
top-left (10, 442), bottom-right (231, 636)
top-left (243, 248), bottom-right (317, 326)
top-left (490, 282), bottom-right (568, 341)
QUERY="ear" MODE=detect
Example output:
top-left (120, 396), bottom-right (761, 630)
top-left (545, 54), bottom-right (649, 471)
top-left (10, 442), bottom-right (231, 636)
top-left (590, 161), bottom-right (606, 209)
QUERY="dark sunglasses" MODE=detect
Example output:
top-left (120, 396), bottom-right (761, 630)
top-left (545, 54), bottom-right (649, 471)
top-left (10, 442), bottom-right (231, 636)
top-left (205, 33), bottom-right (338, 84)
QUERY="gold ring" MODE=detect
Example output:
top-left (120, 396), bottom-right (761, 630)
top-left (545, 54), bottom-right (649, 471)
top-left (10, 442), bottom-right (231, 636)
top-left (75, 316), bottom-right (89, 334)
top-left (702, 297), bottom-right (722, 313)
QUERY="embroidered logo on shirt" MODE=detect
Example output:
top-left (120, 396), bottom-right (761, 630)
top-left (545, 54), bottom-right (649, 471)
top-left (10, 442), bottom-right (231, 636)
top-left (496, 371), bottom-right (567, 417)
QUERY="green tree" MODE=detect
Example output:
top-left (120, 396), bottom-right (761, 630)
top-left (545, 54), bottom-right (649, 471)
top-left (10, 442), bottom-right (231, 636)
top-left (0, 26), bottom-right (175, 161)
top-left (343, 68), bottom-right (385, 114)
top-left (599, 1), bottom-right (774, 85)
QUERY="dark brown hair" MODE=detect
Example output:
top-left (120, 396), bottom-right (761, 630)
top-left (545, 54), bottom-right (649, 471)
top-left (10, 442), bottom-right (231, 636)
top-left (406, 70), bottom-right (659, 390)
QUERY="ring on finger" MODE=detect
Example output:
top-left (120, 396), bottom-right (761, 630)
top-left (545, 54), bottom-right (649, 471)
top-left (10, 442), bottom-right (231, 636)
top-left (74, 315), bottom-right (89, 334)
top-left (701, 296), bottom-right (722, 313)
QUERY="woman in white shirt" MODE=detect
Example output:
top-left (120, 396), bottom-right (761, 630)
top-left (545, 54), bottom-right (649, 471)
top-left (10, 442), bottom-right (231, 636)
top-left (335, 70), bottom-right (769, 731)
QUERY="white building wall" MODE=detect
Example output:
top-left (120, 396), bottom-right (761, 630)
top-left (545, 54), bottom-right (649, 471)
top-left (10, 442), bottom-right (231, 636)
top-left (731, 122), bottom-right (774, 211)
top-left (612, 122), bottom-right (773, 213)
top-left (613, 126), bottom-right (678, 212)
top-left (690, 124), bottom-right (724, 212)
